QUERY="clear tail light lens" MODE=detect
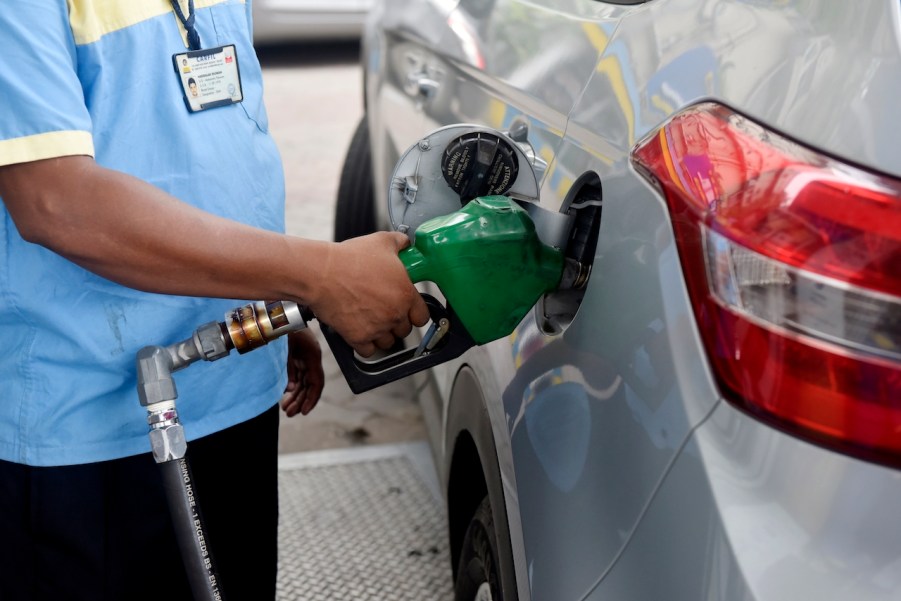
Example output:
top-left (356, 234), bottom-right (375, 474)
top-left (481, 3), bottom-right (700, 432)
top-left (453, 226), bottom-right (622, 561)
top-left (631, 103), bottom-right (901, 467)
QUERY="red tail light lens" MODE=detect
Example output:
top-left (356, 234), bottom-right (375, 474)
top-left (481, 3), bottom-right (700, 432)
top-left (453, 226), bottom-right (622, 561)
top-left (632, 103), bottom-right (901, 467)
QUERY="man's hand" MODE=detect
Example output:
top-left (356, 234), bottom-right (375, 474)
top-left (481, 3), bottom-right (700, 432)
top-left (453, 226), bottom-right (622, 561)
top-left (280, 330), bottom-right (325, 417)
top-left (306, 231), bottom-right (430, 358)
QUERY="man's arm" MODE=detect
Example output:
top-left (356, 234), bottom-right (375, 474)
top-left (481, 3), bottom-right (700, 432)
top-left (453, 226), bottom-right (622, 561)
top-left (0, 155), bottom-right (429, 357)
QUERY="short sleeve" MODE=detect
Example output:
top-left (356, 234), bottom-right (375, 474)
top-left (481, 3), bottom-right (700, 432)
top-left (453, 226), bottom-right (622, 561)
top-left (0, 0), bottom-right (94, 166)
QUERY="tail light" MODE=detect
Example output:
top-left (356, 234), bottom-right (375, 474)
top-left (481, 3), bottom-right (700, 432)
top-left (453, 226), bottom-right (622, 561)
top-left (631, 102), bottom-right (901, 467)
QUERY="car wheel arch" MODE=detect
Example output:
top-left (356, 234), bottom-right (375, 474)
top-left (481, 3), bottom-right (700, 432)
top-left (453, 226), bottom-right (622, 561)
top-left (445, 364), bottom-right (519, 600)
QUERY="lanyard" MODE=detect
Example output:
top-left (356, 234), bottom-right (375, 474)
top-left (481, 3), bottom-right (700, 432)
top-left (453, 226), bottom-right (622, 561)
top-left (170, 0), bottom-right (202, 51)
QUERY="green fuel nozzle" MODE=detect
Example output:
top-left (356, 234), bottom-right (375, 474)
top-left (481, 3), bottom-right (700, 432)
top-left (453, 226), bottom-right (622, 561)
top-left (320, 195), bottom-right (570, 392)
top-left (399, 195), bottom-right (563, 344)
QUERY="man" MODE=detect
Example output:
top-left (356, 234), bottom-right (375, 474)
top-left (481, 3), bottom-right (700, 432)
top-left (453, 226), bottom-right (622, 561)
top-left (0, 2), bottom-right (428, 600)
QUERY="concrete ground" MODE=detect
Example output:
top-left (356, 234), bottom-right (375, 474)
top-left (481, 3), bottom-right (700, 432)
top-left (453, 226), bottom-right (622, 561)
top-left (257, 43), bottom-right (429, 454)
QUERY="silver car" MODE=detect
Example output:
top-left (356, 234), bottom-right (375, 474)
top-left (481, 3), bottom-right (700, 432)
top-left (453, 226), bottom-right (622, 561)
top-left (252, 0), bottom-right (371, 44)
top-left (335, 1), bottom-right (901, 600)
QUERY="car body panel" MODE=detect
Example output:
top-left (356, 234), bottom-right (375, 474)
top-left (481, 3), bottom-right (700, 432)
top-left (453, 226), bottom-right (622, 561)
top-left (586, 404), bottom-right (901, 601)
top-left (358, 0), bottom-right (901, 599)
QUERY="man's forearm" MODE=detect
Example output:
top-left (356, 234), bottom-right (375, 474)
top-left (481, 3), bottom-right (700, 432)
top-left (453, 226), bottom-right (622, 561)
top-left (0, 155), bottom-right (327, 304)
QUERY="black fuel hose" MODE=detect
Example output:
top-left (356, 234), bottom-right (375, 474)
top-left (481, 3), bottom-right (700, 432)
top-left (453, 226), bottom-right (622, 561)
top-left (160, 457), bottom-right (225, 601)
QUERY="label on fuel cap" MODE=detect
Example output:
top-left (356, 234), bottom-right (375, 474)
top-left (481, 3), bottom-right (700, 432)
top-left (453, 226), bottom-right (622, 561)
top-left (442, 132), bottom-right (519, 201)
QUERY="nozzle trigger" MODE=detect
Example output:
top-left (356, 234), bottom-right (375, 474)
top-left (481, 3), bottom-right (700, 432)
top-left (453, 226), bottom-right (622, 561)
top-left (414, 317), bottom-right (450, 358)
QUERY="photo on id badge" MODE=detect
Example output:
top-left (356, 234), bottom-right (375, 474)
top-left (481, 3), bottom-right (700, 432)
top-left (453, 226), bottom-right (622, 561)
top-left (173, 45), bottom-right (243, 113)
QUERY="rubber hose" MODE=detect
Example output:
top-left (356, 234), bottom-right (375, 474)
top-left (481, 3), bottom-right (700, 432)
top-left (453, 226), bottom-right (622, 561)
top-left (160, 457), bottom-right (225, 601)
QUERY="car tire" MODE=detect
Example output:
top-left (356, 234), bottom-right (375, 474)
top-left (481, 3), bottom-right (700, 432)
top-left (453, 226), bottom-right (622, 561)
top-left (333, 115), bottom-right (377, 242)
top-left (454, 496), bottom-right (515, 601)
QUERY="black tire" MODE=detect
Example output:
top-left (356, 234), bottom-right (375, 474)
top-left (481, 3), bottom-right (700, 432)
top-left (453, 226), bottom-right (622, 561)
top-left (333, 115), bottom-right (377, 242)
top-left (454, 496), bottom-right (512, 601)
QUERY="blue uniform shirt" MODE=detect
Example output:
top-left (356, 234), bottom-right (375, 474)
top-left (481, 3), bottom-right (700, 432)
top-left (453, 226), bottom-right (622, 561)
top-left (0, 0), bottom-right (288, 466)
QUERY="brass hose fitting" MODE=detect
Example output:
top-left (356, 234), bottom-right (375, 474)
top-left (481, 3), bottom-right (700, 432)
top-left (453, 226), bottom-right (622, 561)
top-left (224, 300), bottom-right (308, 354)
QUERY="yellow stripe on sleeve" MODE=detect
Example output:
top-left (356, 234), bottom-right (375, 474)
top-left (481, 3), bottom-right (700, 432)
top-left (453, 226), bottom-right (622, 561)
top-left (0, 131), bottom-right (95, 167)
top-left (67, 0), bottom-right (239, 45)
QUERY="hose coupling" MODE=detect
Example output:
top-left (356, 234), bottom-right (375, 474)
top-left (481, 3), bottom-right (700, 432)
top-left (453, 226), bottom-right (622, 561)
top-left (224, 300), bottom-right (308, 354)
top-left (147, 403), bottom-right (187, 463)
top-left (193, 321), bottom-right (231, 362)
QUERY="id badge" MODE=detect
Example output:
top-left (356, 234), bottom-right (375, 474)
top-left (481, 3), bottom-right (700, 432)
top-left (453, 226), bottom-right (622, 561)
top-left (173, 45), bottom-right (243, 113)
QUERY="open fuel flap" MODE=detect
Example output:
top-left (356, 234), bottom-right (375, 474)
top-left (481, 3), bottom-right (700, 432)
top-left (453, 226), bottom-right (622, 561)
top-left (387, 125), bottom-right (572, 246)
top-left (388, 124), bottom-right (598, 336)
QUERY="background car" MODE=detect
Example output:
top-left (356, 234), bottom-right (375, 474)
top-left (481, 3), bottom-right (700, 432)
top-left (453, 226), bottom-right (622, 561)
top-left (335, 1), bottom-right (901, 600)
top-left (252, 0), bottom-right (372, 44)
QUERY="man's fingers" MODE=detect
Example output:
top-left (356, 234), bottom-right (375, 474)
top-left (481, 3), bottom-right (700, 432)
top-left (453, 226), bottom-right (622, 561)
top-left (280, 390), bottom-right (299, 417)
top-left (300, 389), bottom-right (321, 415)
top-left (389, 231), bottom-right (411, 251)
top-left (374, 332), bottom-right (397, 351)
top-left (354, 341), bottom-right (377, 358)
top-left (392, 320), bottom-right (413, 340)
top-left (409, 295), bottom-right (430, 327)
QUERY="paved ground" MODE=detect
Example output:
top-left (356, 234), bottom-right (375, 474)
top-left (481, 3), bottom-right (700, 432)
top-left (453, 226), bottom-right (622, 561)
top-left (257, 43), bottom-right (429, 454)
top-left (276, 443), bottom-right (453, 601)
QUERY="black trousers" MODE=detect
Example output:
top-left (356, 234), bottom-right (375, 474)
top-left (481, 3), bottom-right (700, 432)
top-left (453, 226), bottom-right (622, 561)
top-left (0, 404), bottom-right (279, 601)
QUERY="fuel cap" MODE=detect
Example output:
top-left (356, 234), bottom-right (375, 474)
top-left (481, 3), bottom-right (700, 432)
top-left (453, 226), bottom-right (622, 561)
top-left (441, 132), bottom-right (518, 201)
top-left (388, 124), bottom-right (539, 240)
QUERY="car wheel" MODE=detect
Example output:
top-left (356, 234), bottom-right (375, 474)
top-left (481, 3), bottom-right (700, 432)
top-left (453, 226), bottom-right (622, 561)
top-left (454, 496), bottom-right (514, 601)
top-left (333, 115), bottom-right (376, 242)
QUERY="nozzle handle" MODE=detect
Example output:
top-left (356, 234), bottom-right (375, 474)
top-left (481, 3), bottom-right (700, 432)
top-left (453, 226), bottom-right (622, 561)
top-left (398, 246), bottom-right (429, 284)
top-left (319, 294), bottom-right (476, 394)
